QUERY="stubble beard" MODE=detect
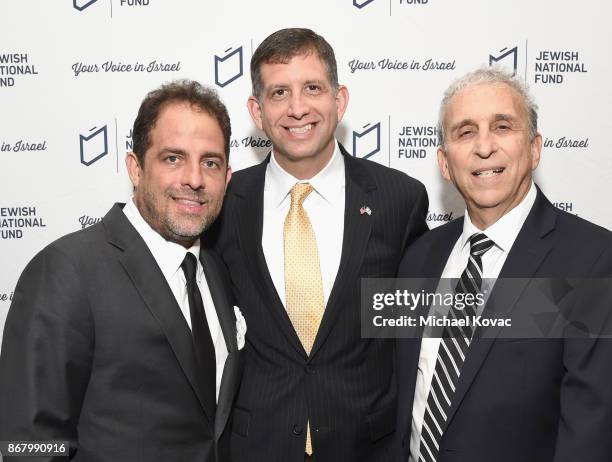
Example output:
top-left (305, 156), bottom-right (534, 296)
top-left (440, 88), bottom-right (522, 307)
top-left (137, 185), bottom-right (221, 246)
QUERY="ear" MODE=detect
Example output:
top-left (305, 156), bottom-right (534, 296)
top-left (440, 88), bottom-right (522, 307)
top-left (225, 165), bottom-right (232, 187)
top-left (247, 96), bottom-right (264, 130)
top-left (125, 152), bottom-right (142, 188)
top-left (335, 85), bottom-right (349, 122)
top-left (437, 147), bottom-right (451, 181)
top-left (530, 132), bottom-right (542, 171)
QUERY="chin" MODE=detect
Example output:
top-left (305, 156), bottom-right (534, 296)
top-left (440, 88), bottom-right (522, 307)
top-left (165, 219), bottom-right (207, 238)
top-left (469, 193), bottom-right (508, 211)
top-left (284, 150), bottom-right (321, 163)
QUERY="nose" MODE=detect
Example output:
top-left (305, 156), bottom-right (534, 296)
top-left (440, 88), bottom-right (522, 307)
top-left (181, 158), bottom-right (204, 190)
top-left (287, 92), bottom-right (310, 119)
top-left (474, 128), bottom-right (497, 159)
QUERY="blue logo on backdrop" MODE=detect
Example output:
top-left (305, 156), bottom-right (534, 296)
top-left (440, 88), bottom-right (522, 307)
top-left (73, 0), bottom-right (99, 11)
top-left (353, 0), bottom-right (376, 8)
top-left (214, 46), bottom-right (244, 88)
top-left (352, 122), bottom-right (381, 159)
top-left (79, 125), bottom-right (108, 166)
top-left (489, 46), bottom-right (518, 76)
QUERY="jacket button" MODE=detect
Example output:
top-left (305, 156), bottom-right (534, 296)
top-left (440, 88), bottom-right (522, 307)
top-left (305, 365), bottom-right (315, 374)
top-left (292, 425), bottom-right (303, 436)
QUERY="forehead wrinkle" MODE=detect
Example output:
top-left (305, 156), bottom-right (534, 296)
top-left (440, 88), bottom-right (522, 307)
top-left (493, 113), bottom-right (515, 120)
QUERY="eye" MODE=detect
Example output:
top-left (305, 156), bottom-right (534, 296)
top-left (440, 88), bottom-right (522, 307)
top-left (495, 123), bottom-right (511, 131)
top-left (458, 127), bottom-right (474, 138)
top-left (204, 159), bottom-right (220, 169)
top-left (305, 84), bottom-right (322, 94)
top-left (165, 155), bottom-right (178, 163)
top-left (271, 88), bottom-right (287, 99)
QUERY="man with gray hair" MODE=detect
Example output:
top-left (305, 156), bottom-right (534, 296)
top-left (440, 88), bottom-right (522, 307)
top-left (396, 67), bottom-right (612, 462)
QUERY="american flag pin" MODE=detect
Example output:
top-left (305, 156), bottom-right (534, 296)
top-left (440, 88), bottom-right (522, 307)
top-left (360, 206), bottom-right (372, 216)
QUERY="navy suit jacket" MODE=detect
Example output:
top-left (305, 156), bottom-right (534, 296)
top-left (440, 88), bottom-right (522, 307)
top-left (396, 189), bottom-right (612, 462)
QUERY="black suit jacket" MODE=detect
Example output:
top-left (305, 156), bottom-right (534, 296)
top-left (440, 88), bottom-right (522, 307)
top-left (207, 145), bottom-right (429, 462)
top-left (0, 203), bottom-right (242, 462)
top-left (396, 189), bottom-right (612, 462)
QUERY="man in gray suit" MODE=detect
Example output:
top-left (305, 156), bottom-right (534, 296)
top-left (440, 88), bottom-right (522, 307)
top-left (0, 80), bottom-right (242, 461)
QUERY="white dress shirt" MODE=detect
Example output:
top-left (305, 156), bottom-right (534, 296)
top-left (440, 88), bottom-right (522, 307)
top-left (123, 197), bottom-right (228, 402)
top-left (409, 183), bottom-right (537, 462)
top-left (262, 142), bottom-right (345, 309)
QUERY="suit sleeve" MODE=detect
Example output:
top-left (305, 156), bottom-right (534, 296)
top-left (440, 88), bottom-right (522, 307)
top-left (554, 245), bottom-right (612, 461)
top-left (0, 244), bottom-right (94, 461)
top-left (400, 181), bottom-right (429, 254)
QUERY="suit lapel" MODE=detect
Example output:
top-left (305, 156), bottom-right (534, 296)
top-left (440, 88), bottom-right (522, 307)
top-left (200, 248), bottom-right (236, 354)
top-left (445, 190), bottom-right (557, 428)
top-left (309, 150), bottom-right (375, 359)
top-left (103, 204), bottom-right (215, 424)
top-left (199, 248), bottom-right (241, 439)
top-left (232, 159), bottom-right (308, 358)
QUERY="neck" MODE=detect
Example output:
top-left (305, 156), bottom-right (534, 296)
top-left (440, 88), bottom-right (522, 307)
top-left (467, 208), bottom-right (506, 231)
top-left (176, 238), bottom-right (198, 249)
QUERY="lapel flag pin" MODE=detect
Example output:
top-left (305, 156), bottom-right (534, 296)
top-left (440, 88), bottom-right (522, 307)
top-left (360, 206), bottom-right (372, 216)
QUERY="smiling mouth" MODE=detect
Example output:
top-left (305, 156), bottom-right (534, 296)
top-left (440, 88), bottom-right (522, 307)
top-left (472, 167), bottom-right (505, 177)
top-left (287, 123), bottom-right (313, 134)
top-left (173, 197), bottom-right (206, 207)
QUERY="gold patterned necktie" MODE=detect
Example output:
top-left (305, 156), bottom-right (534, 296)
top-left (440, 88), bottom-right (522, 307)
top-left (284, 182), bottom-right (325, 455)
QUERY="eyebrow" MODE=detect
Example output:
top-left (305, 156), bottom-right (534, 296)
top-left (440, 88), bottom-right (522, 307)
top-left (266, 79), bottom-right (327, 91)
top-left (303, 79), bottom-right (326, 86)
top-left (158, 147), bottom-right (225, 159)
top-left (491, 113), bottom-right (520, 124)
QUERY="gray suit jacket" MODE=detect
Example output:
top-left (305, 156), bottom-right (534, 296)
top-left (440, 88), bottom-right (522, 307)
top-left (0, 203), bottom-right (242, 462)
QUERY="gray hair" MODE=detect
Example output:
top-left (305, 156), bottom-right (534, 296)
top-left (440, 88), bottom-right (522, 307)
top-left (437, 67), bottom-right (538, 148)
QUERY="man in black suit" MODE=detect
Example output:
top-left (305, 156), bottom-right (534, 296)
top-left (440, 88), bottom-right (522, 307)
top-left (208, 28), bottom-right (428, 461)
top-left (0, 80), bottom-right (243, 461)
top-left (396, 67), bottom-right (612, 462)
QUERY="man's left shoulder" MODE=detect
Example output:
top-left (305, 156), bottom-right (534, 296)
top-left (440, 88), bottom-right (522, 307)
top-left (555, 207), bottom-right (612, 249)
top-left (547, 205), bottom-right (612, 276)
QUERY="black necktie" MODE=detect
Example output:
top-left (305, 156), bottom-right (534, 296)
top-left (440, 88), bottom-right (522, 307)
top-left (181, 252), bottom-right (216, 408)
top-left (418, 233), bottom-right (495, 462)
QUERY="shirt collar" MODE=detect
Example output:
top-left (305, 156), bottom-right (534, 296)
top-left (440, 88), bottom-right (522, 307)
top-left (265, 141), bottom-right (345, 207)
top-left (123, 197), bottom-right (200, 280)
top-left (460, 182), bottom-right (537, 253)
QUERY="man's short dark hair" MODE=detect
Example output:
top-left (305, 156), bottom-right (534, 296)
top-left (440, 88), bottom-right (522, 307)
top-left (132, 79), bottom-right (231, 165)
top-left (251, 28), bottom-right (339, 99)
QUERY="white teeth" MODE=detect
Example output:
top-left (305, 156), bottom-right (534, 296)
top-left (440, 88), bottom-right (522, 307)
top-left (288, 124), bottom-right (312, 134)
top-left (474, 168), bottom-right (503, 177)
top-left (176, 199), bottom-right (201, 205)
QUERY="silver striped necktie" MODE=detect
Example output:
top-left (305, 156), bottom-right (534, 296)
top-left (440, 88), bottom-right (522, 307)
top-left (418, 233), bottom-right (494, 462)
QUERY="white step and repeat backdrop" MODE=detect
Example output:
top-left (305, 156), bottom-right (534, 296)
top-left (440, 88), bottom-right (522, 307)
top-left (1, 0), bottom-right (611, 346)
